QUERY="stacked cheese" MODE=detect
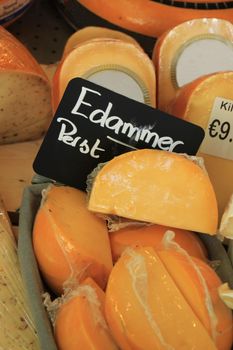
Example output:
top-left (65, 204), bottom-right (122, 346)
top-left (52, 26), bottom-right (156, 111)
top-left (152, 18), bottom-right (233, 221)
top-left (32, 149), bottom-right (233, 350)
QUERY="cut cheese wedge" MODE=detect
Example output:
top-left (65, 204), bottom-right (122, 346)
top-left (0, 138), bottom-right (42, 212)
top-left (110, 224), bottom-right (208, 263)
top-left (63, 26), bottom-right (141, 57)
top-left (153, 18), bottom-right (233, 112)
top-left (78, 0), bottom-right (233, 38)
top-left (88, 149), bottom-right (218, 234)
top-left (0, 212), bottom-right (39, 349)
top-left (33, 185), bottom-right (113, 295)
top-left (54, 277), bottom-right (118, 350)
top-left (105, 247), bottom-right (223, 350)
top-left (0, 26), bottom-right (52, 144)
top-left (169, 71), bottom-right (233, 219)
top-left (52, 38), bottom-right (156, 111)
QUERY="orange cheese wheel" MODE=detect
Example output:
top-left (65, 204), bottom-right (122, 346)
top-left (152, 18), bottom-right (233, 112)
top-left (109, 224), bottom-right (208, 263)
top-left (33, 185), bottom-right (113, 295)
top-left (77, 0), bottom-right (233, 38)
top-left (105, 247), bottom-right (231, 349)
top-left (55, 278), bottom-right (118, 350)
top-left (0, 26), bottom-right (52, 144)
top-left (63, 26), bottom-right (141, 57)
top-left (52, 38), bottom-right (156, 111)
top-left (169, 71), bottom-right (233, 219)
top-left (88, 149), bottom-right (218, 234)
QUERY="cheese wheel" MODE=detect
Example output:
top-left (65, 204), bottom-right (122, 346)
top-left (63, 26), bottom-right (141, 57)
top-left (54, 278), bottom-right (118, 350)
top-left (33, 185), bottom-right (113, 295)
top-left (0, 26), bottom-right (52, 144)
top-left (52, 38), bottom-right (156, 111)
top-left (105, 247), bottom-right (229, 350)
top-left (109, 224), bottom-right (208, 263)
top-left (88, 149), bottom-right (218, 234)
top-left (0, 139), bottom-right (41, 212)
top-left (169, 71), bottom-right (233, 219)
top-left (153, 18), bottom-right (233, 112)
top-left (77, 0), bottom-right (233, 38)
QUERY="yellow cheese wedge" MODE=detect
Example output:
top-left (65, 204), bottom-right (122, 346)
top-left (63, 26), bottom-right (141, 57)
top-left (52, 38), bottom-right (156, 111)
top-left (88, 149), bottom-right (218, 234)
top-left (169, 71), bottom-right (233, 219)
top-left (54, 278), bottom-right (118, 350)
top-left (105, 247), bottom-right (220, 350)
top-left (153, 18), bottom-right (233, 112)
top-left (110, 224), bottom-right (208, 263)
top-left (0, 139), bottom-right (41, 212)
top-left (0, 26), bottom-right (52, 144)
top-left (0, 214), bottom-right (39, 349)
top-left (33, 185), bottom-right (113, 295)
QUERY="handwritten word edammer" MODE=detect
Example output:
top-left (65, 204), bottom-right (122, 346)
top-left (57, 86), bottom-right (184, 157)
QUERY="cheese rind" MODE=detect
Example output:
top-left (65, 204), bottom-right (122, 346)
top-left (153, 18), bottom-right (233, 112)
top-left (53, 39), bottom-right (156, 111)
top-left (110, 224), bottom-right (208, 263)
top-left (78, 0), bottom-right (233, 38)
top-left (33, 185), bottom-right (113, 294)
top-left (88, 149), bottom-right (218, 234)
top-left (63, 26), bottom-right (141, 57)
top-left (169, 71), bottom-right (233, 219)
top-left (54, 278), bottom-right (118, 350)
top-left (105, 247), bottom-right (219, 350)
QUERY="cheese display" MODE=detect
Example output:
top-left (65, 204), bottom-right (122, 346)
top-left (0, 26), bottom-right (52, 144)
top-left (0, 200), bottom-right (40, 349)
top-left (153, 18), bottom-right (233, 112)
top-left (77, 0), bottom-right (233, 38)
top-left (0, 138), bottom-right (41, 212)
top-left (63, 26), bottom-right (141, 57)
top-left (169, 71), bottom-right (233, 219)
top-left (54, 278), bottom-right (118, 350)
top-left (109, 224), bottom-right (208, 263)
top-left (33, 185), bottom-right (113, 295)
top-left (88, 149), bottom-right (218, 234)
top-left (52, 38), bottom-right (156, 111)
top-left (105, 246), bottom-right (233, 350)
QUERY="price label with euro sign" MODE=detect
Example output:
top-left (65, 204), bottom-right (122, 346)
top-left (200, 97), bottom-right (233, 161)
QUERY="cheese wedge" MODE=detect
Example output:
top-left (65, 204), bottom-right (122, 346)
top-left (33, 185), bottom-right (113, 295)
top-left (78, 0), bottom-right (233, 38)
top-left (0, 138), bottom-right (42, 212)
top-left (110, 224), bottom-right (208, 263)
top-left (169, 71), bottom-right (233, 219)
top-left (54, 278), bottom-right (118, 350)
top-left (52, 38), bottom-right (156, 111)
top-left (105, 247), bottom-right (224, 350)
top-left (153, 18), bottom-right (233, 112)
top-left (63, 26), bottom-right (141, 57)
top-left (0, 26), bottom-right (52, 144)
top-left (219, 193), bottom-right (233, 239)
top-left (0, 212), bottom-right (39, 349)
top-left (88, 149), bottom-right (218, 234)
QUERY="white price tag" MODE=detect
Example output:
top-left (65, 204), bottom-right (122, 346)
top-left (200, 97), bottom-right (233, 161)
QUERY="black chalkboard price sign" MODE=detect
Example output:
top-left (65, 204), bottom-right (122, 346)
top-left (33, 78), bottom-right (205, 190)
